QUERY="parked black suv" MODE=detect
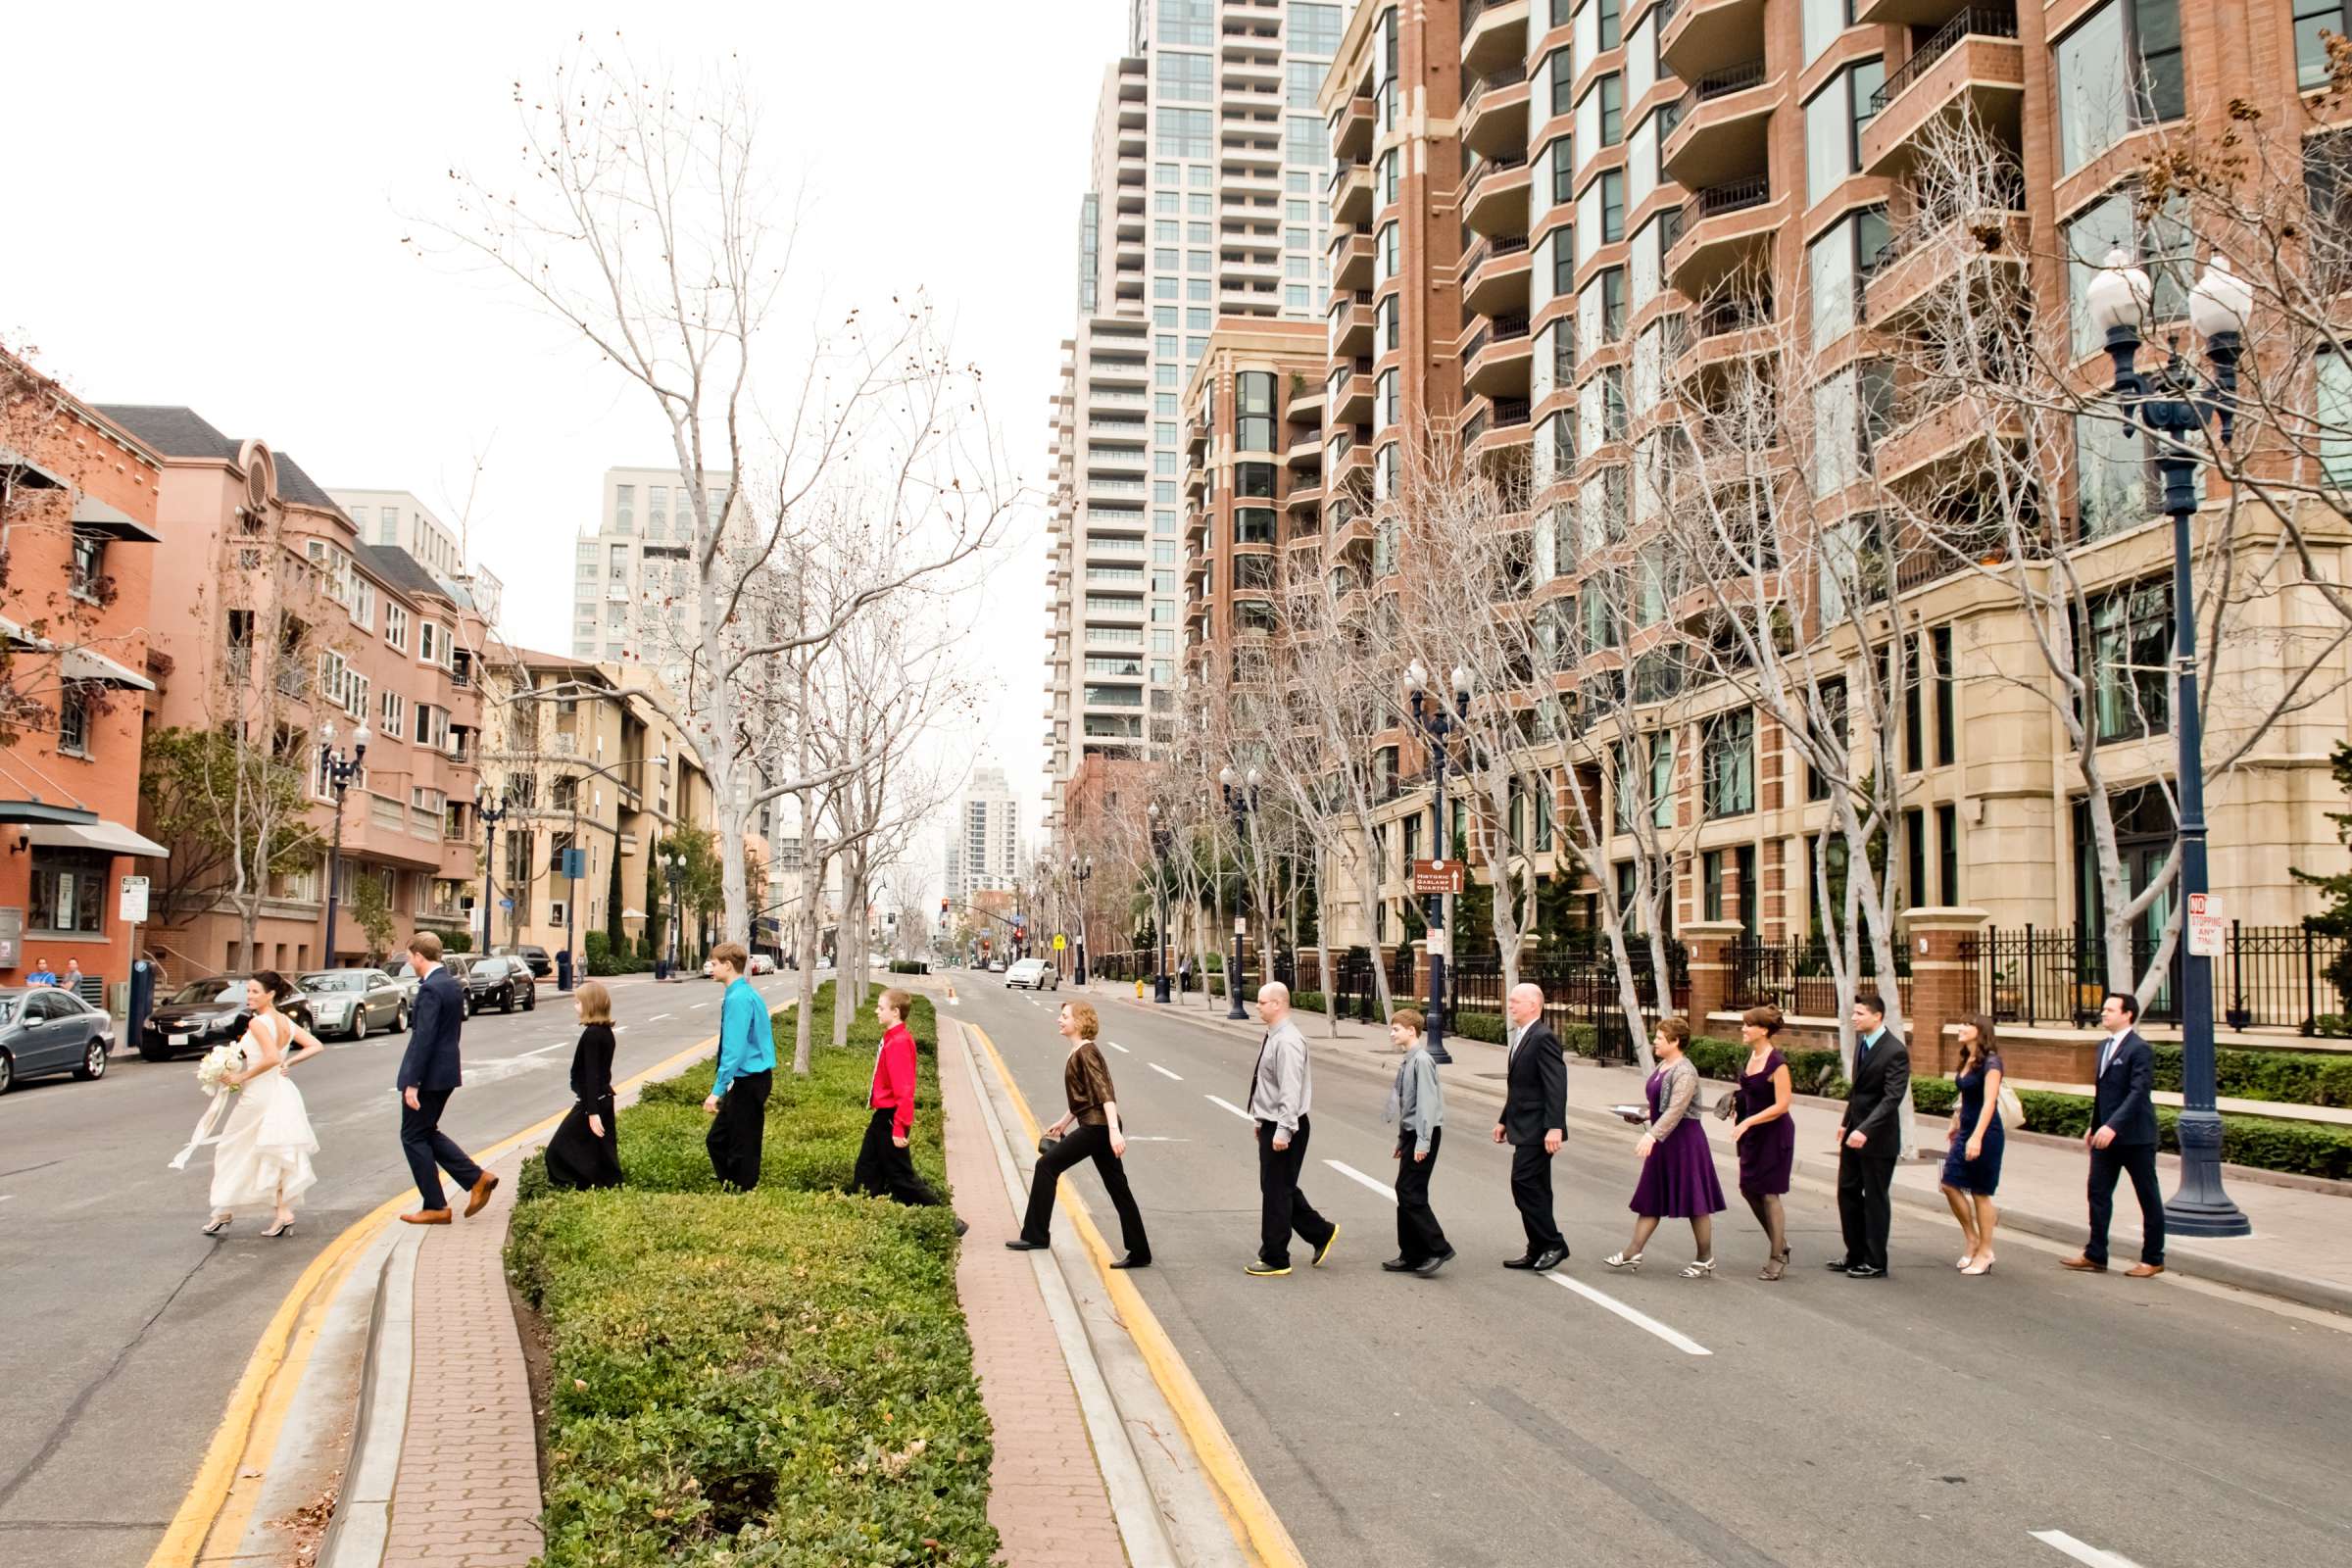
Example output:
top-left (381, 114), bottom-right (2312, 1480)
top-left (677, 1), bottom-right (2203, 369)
top-left (453, 955), bottom-right (536, 1015)
top-left (493, 944), bottom-right (553, 978)
top-left (139, 974), bottom-right (316, 1061)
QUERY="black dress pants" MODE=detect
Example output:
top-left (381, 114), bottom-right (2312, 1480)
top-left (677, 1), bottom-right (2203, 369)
top-left (1394, 1127), bottom-right (1448, 1263)
top-left (854, 1106), bottom-right (945, 1206)
top-left (1838, 1147), bottom-right (1897, 1272)
top-left (1255, 1115), bottom-right (1334, 1267)
top-left (1510, 1140), bottom-right (1565, 1254)
top-left (1020, 1121), bottom-right (1150, 1257)
top-left (705, 1068), bottom-right (770, 1190)
top-left (2085, 1141), bottom-right (2166, 1266)
top-left (401, 1088), bottom-right (482, 1210)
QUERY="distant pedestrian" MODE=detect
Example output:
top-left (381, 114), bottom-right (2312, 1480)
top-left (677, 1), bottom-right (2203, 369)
top-left (1494, 982), bottom-right (1568, 1273)
top-left (545, 980), bottom-right (621, 1190)
top-left (1006, 999), bottom-right (1149, 1267)
top-left (702, 944), bottom-right (774, 1190)
top-left (395, 931), bottom-right (495, 1225)
top-left (1178, 956), bottom-right (1192, 994)
top-left (2063, 992), bottom-right (2165, 1279)
top-left (25, 957), bottom-right (56, 987)
top-left (1606, 1017), bottom-right (1727, 1276)
top-left (1245, 981), bottom-right (1337, 1278)
top-left (852, 988), bottom-right (967, 1235)
top-left (1828, 995), bottom-right (1908, 1280)
top-left (1730, 1004), bottom-right (1796, 1279)
top-left (1381, 1009), bottom-right (1452, 1277)
top-left (64, 957), bottom-right (84, 995)
top-left (1938, 1014), bottom-right (2007, 1276)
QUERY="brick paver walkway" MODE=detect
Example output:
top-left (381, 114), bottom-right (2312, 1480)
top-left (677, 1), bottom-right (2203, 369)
top-left (937, 1017), bottom-right (1132, 1568)
top-left (380, 1155), bottom-right (543, 1568)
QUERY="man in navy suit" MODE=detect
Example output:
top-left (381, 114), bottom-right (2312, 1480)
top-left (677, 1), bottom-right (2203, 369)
top-left (2064, 991), bottom-right (2165, 1278)
top-left (395, 930), bottom-right (495, 1224)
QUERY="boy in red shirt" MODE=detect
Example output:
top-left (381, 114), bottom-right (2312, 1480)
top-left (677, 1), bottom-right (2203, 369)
top-left (854, 989), bottom-right (965, 1236)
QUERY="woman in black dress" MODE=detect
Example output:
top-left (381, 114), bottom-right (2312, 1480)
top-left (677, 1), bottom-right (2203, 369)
top-left (544, 980), bottom-right (621, 1190)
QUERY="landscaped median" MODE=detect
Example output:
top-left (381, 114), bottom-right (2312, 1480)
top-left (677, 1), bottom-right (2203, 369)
top-left (505, 983), bottom-right (1001, 1565)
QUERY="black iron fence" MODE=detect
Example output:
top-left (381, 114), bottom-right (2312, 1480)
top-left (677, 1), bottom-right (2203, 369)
top-left (1962, 922), bottom-right (2351, 1033)
top-left (1450, 942), bottom-right (1690, 1064)
top-left (1729, 938), bottom-right (1914, 1021)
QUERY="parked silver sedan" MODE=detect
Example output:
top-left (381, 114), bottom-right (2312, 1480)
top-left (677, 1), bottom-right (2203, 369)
top-left (0, 986), bottom-right (115, 1093)
top-left (297, 969), bottom-right (410, 1041)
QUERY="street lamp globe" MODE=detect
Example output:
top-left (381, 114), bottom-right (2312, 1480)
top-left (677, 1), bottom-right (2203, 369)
top-left (2083, 247), bottom-right (2153, 335)
top-left (1450, 664), bottom-right (1473, 698)
top-left (1148, 801), bottom-right (1160, 821)
top-left (352, 722), bottom-right (372, 752)
top-left (1404, 659), bottom-right (1428, 693)
top-left (1245, 766), bottom-right (1261, 789)
top-left (1218, 763), bottom-right (1238, 788)
top-left (2187, 254), bottom-right (2252, 342)
top-left (319, 719), bottom-right (337, 745)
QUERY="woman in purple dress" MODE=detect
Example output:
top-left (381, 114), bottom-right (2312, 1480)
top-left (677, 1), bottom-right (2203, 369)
top-left (1730, 1004), bottom-right (1797, 1279)
top-left (1605, 1016), bottom-right (1728, 1277)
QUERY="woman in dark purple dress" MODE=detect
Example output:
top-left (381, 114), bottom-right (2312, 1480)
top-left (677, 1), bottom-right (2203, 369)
top-left (1730, 1004), bottom-right (1797, 1279)
top-left (1605, 1016), bottom-right (1728, 1277)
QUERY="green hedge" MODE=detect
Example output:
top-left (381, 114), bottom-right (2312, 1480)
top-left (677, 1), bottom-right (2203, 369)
top-left (2150, 1043), bottom-right (2352, 1108)
top-left (2012, 1089), bottom-right (2352, 1181)
top-left (509, 983), bottom-right (990, 1564)
top-left (888, 959), bottom-right (929, 974)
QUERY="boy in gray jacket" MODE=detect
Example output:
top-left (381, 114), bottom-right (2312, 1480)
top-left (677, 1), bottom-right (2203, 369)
top-left (1383, 1009), bottom-right (1453, 1276)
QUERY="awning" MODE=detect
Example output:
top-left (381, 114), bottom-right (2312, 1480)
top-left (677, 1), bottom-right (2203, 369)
top-left (71, 493), bottom-right (162, 543)
top-left (0, 616), bottom-right (156, 691)
top-left (0, 446), bottom-right (69, 489)
top-left (0, 801), bottom-right (98, 827)
top-left (24, 819), bottom-right (171, 858)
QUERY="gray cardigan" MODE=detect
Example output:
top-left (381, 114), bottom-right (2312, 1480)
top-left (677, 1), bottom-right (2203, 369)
top-left (1383, 1046), bottom-right (1446, 1156)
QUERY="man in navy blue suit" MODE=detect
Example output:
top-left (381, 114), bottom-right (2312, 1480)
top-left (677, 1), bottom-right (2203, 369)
top-left (395, 930), bottom-right (494, 1225)
top-left (2064, 991), bottom-right (2165, 1278)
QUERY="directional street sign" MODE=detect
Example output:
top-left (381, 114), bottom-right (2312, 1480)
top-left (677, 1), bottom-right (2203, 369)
top-left (1411, 858), bottom-right (1465, 896)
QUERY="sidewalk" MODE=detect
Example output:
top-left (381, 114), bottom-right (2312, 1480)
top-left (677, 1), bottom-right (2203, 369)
top-left (1094, 984), bottom-right (2352, 1318)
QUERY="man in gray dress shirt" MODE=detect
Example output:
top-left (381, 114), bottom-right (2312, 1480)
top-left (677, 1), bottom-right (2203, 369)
top-left (1245, 982), bottom-right (1339, 1277)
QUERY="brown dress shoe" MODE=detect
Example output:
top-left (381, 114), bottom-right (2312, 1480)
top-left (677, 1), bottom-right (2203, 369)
top-left (2059, 1255), bottom-right (2107, 1272)
top-left (2126, 1262), bottom-right (2165, 1279)
top-left (400, 1208), bottom-right (453, 1225)
top-left (464, 1171), bottom-right (500, 1218)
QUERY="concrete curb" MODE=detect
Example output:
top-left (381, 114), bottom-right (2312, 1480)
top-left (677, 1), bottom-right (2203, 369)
top-left (315, 1227), bottom-right (423, 1568)
top-left (1091, 988), bottom-right (2352, 1322)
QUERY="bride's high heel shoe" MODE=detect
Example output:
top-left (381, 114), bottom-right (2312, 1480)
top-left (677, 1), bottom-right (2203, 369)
top-left (262, 1216), bottom-right (295, 1239)
top-left (201, 1214), bottom-right (231, 1236)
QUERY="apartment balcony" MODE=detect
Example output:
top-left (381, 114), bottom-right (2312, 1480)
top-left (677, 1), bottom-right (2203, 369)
top-left (1286, 428), bottom-right (1323, 469)
top-left (1186, 416), bottom-right (1208, 457)
top-left (1460, 0), bottom-right (1532, 74)
top-left (1090, 443), bottom-right (1148, 473)
top-left (1860, 9), bottom-right (2025, 178)
top-left (1330, 362), bottom-right (1374, 425)
top-left (1660, 58), bottom-right (1775, 191)
top-left (1330, 228), bottom-right (1373, 291)
top-left (1220, 285), bottom-right (1281, 317)
top-left (1225, 168), bottom-right (1283, 201)
top-left (1223, 55), bottom-right (1281, 94)
top-left (1855, 0), bottom-right (1982, 24)
top-left (1460, 63), bottom-right (1531, 161)
top-left (1329, 290), bottom-right (1374, 357)
top-left (1086, 475), bottom-right (1150, 506)
top-left (1874, 385), bottom-right (2027, 485)
top-left (1460, 233), bottom-right (1532, 318)
top-left (1461, 151), bottom-right (1531, 239)
top-left (1462, 394), bottom-right (1534, 460)
top-left (1184, 464), bottom-right (1207, 499)
top-left (1287, 383), bottom-right (1326, 424)
top-left (1669, 295), bottom-right (1776, 384)
top-left (1461, 313), bottom-right (1534, 398)
top-left (1330, 159), bottom-right (1373, 225)
top-left (1332, 93), bottom-right (1375, 163)
top-left (1660, 0), bottom-right (1766, 81)
top-left (1091, 356), bottom-right (1149, 386)
top-left (1666, 175), bottom-right (1783, 298)
top-left (1285, 480), bottom-right (1324, 514)
top-left (1863, 205), bottom-right (2029, 327)
top-left (1328, 441), bottom-right (1371, 496)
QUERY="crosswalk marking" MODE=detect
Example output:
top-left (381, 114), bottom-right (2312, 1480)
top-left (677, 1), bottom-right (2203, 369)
top-left (1203, 1095), bottom-right (1253, 1122)
top-left (1148, 1062), bottom-right (1183, 1081)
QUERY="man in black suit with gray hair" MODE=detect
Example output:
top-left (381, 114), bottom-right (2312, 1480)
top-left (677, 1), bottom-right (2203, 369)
top-left (1494, 982), bottom-right (1568, 1272)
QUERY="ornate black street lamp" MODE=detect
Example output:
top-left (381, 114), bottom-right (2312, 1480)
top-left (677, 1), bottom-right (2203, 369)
top-left (475, 789), bottom-right (514, 956)
top-left (2083, 247), bottom-right (2253, 1238)
top-left (1218, 765), bottom-right (1261, 1020)
top-left (1068, 855), bottom-right (1094, 985)
top-left (1406, 660), bottom-right (1472, 1066)
top-left (1148, 802), bottom-right (1174, 1004)
top-left (318, 719), bottom-right (371, 964)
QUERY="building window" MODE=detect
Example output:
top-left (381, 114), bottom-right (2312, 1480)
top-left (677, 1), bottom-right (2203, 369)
top-left (70, 532), bottom-right (106, 599)
top-left (29, 847), bottom-right (108, 935)
top-left (1600, 169), bottom-right (1626, 243)
top-left (2076, 402), bottom-right (2151, 538)
top-left (1548, 47), bottom-right (1575, 119)
top-left (1937, 803), bottom-right (1960, 904)
top-left (2056, 1), bottom-right (2185, 174)
top-left (1802, 0), bottom-right (1851, 66)
top-left (2065, 185), bottom-right (2191, 361)
top-left (1703, 709), bottom-right (1755, 817)
top-left (1600, 266), bottom-right (1627, 340)
top-left (2320, 353), bottom-right (2352, 487)
top-left (1291, 1), bottom-right (1343, 57)
top-left (1161, 0), bottom-right (1211, 45)
top-left (1157, 109), bottom-right (1211, 158)
top-left (2300, 2), bottom-right (2350, 88)
top-left (1599, 73), bottom-right (1624, 146)
top-left (1804, 60), bottom-right (1885, 208)
top-left (1159, 50), bottom-right (1211, 101)
top-left (2087, 578), bottom-right (2172, 742)
top-left (1286, 115), bottom-right (1326, 168)
top-left (1932, 624), bottom-right (1955, 766)
top-left (1237, 371), bottom-right (1276, 450)
top-left (1904, 807), bottom-right (1929, 911)
top-left (57, 684), bottom-right (90, 757)
top-left (1597, 0), bottom-right (1622, 51)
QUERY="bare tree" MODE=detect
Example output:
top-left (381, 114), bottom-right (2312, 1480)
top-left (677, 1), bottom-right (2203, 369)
top-left (423, 42), bottom-right (1013, 946)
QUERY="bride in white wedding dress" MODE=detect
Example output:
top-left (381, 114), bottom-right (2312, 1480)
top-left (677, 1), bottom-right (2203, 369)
top-left (191, 972), bottom-right (324, 1238)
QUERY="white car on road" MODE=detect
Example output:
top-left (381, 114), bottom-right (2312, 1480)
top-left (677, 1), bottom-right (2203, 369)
top-left (1004, 957), bottom-right (1059, 992)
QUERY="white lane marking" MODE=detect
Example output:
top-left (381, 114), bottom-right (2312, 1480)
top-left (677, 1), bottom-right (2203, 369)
top-left (2030, 1532), bottom-right (2146, 1568)
top-left (1545, 1272), bottom-right (1711, 1357)
top-left (1147, 1062), bottom-right (1183, 1081)
top-left (647, 1012), bottom-right (673, 1022)
top-left (521, 1041), bottom-right (572, 1057)
top-left (1204, 1095), bottom-right (1253, 1121)
top-left (1123, 1136), bottom-right (1190, 1143)
top-left (691, 1002), bottom-right (710, 1009)
top-left (1105, 1041), bottom-right (1130, 1053)
top-left (1324, 1159), bottom-right (1396, 1200)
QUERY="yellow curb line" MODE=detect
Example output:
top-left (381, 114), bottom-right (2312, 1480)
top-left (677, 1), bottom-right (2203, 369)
top-left (146, 1027), bottom-right (728, 1568)
top-left (966, 1023), bottom-right (1306, 1568)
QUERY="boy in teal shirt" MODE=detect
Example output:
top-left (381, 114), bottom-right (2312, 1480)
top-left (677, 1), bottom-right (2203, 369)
top-left (702, 943), bottom-right (775, 1188)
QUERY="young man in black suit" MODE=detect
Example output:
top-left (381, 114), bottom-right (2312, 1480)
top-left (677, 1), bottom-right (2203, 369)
top-left (1493, 982), bottom-right (1568, 1272)
top-left (394, 931), bottom-right (494, 1225)
top-left (1829, 995), bottom-right (1909, 1279)
top-left (2063, 991), bottom-right (2166, 1278)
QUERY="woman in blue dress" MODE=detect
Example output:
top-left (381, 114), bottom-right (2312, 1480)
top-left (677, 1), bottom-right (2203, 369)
top-left (1938, 1013), bottom-right (2006, 1276)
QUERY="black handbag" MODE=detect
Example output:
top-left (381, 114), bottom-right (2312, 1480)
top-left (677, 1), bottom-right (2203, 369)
top-left (1038, 1133), bottom-right (1061, 1157)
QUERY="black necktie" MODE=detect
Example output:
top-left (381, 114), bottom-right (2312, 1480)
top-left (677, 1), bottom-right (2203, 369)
top-left (1247, 1034), bottom-right (1269, 1116)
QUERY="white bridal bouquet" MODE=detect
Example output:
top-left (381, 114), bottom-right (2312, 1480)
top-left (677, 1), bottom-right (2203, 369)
top-left (195, 1043), bottom-right (247, 1096)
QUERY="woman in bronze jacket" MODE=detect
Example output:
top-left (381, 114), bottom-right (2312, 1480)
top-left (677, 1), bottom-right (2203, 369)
top-left (1005, 999), bottom-right (1151, 1268)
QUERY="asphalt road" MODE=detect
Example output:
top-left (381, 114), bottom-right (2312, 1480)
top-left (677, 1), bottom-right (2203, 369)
top-left (0, 969), bottom-right (799, 1568)
top-left (958, 979), bottom-right (2352, 1568)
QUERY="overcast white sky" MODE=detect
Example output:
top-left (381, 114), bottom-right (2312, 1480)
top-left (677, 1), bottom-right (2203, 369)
top-left (2, 1), bottom-right (1126, 889)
